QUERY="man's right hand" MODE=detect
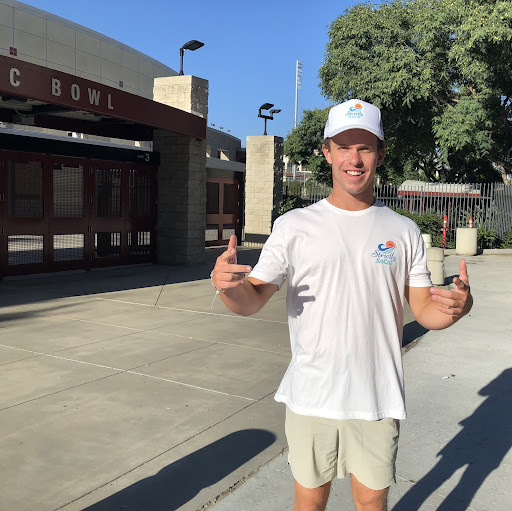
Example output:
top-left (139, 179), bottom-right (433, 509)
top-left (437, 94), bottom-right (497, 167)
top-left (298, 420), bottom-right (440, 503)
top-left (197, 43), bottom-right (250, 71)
top-left (211, 235), bottom-right (252, 292)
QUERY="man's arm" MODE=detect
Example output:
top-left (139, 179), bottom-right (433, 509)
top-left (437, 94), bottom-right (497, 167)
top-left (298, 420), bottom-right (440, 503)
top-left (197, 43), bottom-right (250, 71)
top-left (211, 235), bottom-right (279, 316)
top-left (406, 259), bottom-right (473, 330)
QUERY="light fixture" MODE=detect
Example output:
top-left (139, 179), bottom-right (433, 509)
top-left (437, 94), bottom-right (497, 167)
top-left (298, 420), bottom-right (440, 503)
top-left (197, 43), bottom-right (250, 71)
top-left (179, 40), bottom-right (204, 75)
top-left (258, 103), bottom-right (281, 135)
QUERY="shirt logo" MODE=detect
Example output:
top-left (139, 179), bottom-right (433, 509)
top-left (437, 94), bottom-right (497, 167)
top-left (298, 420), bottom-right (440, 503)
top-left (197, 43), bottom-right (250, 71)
top-left (345, 103), bottom-right (364, 119)
top-left (371, 241), bottom-right (396, 266)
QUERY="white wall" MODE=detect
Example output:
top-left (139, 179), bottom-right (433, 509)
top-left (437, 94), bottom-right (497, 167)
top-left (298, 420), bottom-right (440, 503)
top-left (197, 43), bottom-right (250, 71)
top-left (0, 0), bottom-right (177, 99)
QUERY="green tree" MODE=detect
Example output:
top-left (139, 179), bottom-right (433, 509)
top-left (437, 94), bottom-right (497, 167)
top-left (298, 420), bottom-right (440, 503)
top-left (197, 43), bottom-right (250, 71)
top-left (318, 0), bottom-right (512, 185)
top-left (284, 108), bottom-right (333, 185)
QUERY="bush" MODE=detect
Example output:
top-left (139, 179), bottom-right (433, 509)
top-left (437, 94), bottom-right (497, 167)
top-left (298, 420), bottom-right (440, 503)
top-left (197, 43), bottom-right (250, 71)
top-left (278, 196), bottom-right (309, 215)
top-left (501, 230), bottom-right (512, 248)
top-left (477, 228), bottom-right (502, 249)
top-left (393, 209), bottom-right (444, 247)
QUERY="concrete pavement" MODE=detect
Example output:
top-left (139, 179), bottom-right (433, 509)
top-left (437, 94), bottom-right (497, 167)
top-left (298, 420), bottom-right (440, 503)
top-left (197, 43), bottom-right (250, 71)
top-left (0, 251), bottom-right (510, 510)
top-left (209, 254), bottom-right (512, 511)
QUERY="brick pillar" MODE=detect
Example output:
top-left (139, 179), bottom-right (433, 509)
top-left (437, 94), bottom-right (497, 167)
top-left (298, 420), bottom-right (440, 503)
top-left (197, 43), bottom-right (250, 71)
top-left (152, 76), bottom-right (208, 265)
top-left (244, 136), bottom-right (284, 244)
top-left (153, 75), bottom-right (209, 117)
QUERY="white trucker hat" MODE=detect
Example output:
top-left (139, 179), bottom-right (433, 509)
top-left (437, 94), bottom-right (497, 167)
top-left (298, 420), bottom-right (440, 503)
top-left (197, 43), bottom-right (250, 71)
top-left (324, 99), bottom-right (384, 140)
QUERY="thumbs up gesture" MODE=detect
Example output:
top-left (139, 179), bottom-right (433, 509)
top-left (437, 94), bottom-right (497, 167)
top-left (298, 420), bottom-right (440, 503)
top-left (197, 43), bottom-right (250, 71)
top-left (211, 235), bottom-right (252, 292)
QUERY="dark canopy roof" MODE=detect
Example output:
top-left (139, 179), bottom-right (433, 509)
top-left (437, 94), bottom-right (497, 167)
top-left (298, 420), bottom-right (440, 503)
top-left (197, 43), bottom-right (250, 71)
top-left (0, 55), bottom-right (206, 141)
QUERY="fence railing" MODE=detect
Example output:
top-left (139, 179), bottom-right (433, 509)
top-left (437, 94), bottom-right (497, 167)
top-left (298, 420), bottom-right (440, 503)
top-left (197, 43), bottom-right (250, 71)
top-left (282, 181), bottom-right (512, 245)
top-left (283, 181), bottom-right (332, 204)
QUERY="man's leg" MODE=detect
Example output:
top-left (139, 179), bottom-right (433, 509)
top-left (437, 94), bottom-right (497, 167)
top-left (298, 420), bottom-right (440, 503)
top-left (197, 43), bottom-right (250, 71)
top-left (351, 474), bottom-right (389, 511)
top-left (293, 479), bottom-right (331, 511)
top-left (286, 408), bottom-right (338, 510)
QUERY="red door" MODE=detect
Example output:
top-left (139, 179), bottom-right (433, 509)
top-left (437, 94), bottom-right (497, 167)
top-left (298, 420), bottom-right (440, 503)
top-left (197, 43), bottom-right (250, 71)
top-left (206, 178), bottom-right (240, 246)
top-left (0, 150), bottom-right (157, 277)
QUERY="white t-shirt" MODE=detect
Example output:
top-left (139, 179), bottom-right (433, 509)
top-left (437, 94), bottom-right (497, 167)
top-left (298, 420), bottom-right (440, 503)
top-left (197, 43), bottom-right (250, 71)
top-left (249, 199), bottom-right (432, 420)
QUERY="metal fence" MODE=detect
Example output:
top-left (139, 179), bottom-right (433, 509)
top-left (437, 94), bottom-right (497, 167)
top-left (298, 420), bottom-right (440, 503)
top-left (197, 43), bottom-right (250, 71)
top-left (283, 181), bottom-right (332, 204)
top-left (283, 181), bottom-right (512, 245)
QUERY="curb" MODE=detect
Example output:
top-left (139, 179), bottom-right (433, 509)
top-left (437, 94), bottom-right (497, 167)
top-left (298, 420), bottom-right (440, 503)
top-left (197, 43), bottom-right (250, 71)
top-left (444, 248), bottom-right (512, 256)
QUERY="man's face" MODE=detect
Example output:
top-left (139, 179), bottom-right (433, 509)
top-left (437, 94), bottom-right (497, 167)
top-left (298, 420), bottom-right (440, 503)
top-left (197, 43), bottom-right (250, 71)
top-left (322, 129), bottom-right (385, 202)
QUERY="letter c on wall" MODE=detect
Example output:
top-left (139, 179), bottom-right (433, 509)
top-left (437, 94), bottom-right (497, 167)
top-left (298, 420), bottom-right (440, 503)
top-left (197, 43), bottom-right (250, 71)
top-left (9, 68), bottom-right (20, 87)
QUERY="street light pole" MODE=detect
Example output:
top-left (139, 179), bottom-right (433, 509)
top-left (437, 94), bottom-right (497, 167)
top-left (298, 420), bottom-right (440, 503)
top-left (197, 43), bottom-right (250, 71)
top-left (179, 47), bottom-right (185, 76)
top-left (258, 104), bottom-right (281, 136)
top-left (179, 40), bottom-right (204, 76)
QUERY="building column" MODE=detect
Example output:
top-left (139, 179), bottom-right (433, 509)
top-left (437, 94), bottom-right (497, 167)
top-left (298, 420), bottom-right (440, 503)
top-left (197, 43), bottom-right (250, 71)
top-left (152, 76), bottom-right (208, 265)
top-left (243, 136), bottom-right (284, 245)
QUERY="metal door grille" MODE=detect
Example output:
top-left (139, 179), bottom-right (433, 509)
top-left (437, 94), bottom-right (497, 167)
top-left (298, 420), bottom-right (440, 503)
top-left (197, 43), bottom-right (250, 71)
top-left (96, 168), bottom-right (121, 217)
top-left (0, 151), bottom-right (157, 277)
top-left (8, 235), bottom-right (43, 265)
top-left (128, 231), bottom-right (151, 255)
top-left (53, 164), bottom-right (84, 217)
top-left (222, 224), bottom-right (236, 240)
top-left (129, 169), bottom-right (153, 217)
top-left (8, 161), bottom-right (43, 217)
top-left (95, 232), bottom-right (121, 258)
top-left (53, 234), bottom-right (84, 261)
top-left (205, 224), bottom-right (219, 242)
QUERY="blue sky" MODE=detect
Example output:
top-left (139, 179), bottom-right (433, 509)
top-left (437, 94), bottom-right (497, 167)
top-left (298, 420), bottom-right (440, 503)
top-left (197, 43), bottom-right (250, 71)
top-left (22, 0), bottom-right (365, 145)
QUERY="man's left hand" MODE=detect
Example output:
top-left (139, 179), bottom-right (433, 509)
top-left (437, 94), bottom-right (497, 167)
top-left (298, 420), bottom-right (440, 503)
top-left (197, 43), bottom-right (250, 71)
top-left (430, 259), bottom-right (473, 317)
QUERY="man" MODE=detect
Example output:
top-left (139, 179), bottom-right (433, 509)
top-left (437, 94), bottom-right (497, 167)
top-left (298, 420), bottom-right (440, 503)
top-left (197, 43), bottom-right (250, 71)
top-left (211, 99), bottom-right (473, 511)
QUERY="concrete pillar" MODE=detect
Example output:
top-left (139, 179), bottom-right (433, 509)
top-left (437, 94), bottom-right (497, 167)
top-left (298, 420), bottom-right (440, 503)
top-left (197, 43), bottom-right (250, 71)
top-left (244, 136), bottom-right (284, 244)
top-left (456, 228), bottom-right (478, 256)
top-left (427, 247), bottom-right (445, 285)
top-left (152, 76), bottom-right (208, 265)
top-left (153, 131), bottom-right (206, 265)
top-left (153, 76), bottom-right (209, 118)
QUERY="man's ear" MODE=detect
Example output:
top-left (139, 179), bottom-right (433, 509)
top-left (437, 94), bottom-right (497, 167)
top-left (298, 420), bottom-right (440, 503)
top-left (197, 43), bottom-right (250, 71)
top-left (322, 144), bottom-right (332, 165)
top-left (376, 147), bottom-right (386, 167)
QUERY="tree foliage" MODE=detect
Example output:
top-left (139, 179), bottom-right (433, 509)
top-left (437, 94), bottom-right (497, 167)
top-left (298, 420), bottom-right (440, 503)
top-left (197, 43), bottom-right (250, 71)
top-left (312, 0), bottom-right (512, 184)
top-left (284, 108), bottom-right (333, 184)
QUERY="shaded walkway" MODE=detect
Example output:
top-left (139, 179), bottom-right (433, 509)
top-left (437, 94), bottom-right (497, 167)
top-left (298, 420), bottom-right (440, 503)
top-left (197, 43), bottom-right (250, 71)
top-left (393, 368), bottom-right (512, 511)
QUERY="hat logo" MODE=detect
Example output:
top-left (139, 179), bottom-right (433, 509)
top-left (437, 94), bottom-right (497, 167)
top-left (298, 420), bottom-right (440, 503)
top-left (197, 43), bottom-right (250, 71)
top-left (346, 103), bottom-right (364, 119)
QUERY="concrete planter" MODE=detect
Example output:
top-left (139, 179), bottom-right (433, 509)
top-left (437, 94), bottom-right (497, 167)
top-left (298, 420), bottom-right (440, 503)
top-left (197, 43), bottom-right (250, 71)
top-left (426, 247), bottom-right (445, 285)
top-left (456, 228), bottom-right (478, 256)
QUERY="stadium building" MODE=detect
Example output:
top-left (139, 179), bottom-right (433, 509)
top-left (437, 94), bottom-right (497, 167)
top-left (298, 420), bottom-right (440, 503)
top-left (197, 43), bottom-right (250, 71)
top-left (0, 0), bottom-right (245, 277)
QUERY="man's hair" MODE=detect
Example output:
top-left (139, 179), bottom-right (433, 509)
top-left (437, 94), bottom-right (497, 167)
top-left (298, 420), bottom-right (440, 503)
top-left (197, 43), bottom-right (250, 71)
top-left (323, 137), bottom-right (385, 153)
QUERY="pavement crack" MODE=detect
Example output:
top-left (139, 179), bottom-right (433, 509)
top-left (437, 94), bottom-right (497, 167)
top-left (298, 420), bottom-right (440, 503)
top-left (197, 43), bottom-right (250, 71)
top-left (0, 344), bottom-right (255, 412)
top-left (22, 312), bottom-right (290, 356)
top-left (92, 296), bottom-right (288, 324)
top-left (0, 370), bottom-right (122, 413)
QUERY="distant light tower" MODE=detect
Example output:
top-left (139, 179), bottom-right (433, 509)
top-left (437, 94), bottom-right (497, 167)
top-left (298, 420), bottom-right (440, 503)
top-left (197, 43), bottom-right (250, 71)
top-left (294, 60), bottom-right (302, 128)
top-left (293, 60), bottom-right (303, 180)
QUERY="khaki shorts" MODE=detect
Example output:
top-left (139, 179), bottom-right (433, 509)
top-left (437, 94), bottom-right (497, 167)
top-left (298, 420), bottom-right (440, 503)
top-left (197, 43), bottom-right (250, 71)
top-left (285, 407), bottom-right (400, 490)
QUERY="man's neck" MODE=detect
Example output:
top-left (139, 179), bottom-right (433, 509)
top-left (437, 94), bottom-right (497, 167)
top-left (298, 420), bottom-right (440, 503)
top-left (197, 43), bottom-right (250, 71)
top-left (327, 192), bottom-right (376, 211)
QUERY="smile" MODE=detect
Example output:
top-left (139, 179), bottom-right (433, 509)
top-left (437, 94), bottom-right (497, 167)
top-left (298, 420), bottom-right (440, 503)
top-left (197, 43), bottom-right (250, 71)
top-left (346, 171), bottom-right (364, 176)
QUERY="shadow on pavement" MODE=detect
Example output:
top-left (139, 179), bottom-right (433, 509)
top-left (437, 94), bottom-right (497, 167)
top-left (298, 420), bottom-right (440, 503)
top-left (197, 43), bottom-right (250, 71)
top-left (444, 274), bottom-right (460, 285)
top-left (393, 368), bottom-right (512, 511)
top-left (0, 247), bottom-right (264, 306)
top-left (82, 429), bottom-right (276, 511)
top-left (402, 321), bottom-right (429, 349)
